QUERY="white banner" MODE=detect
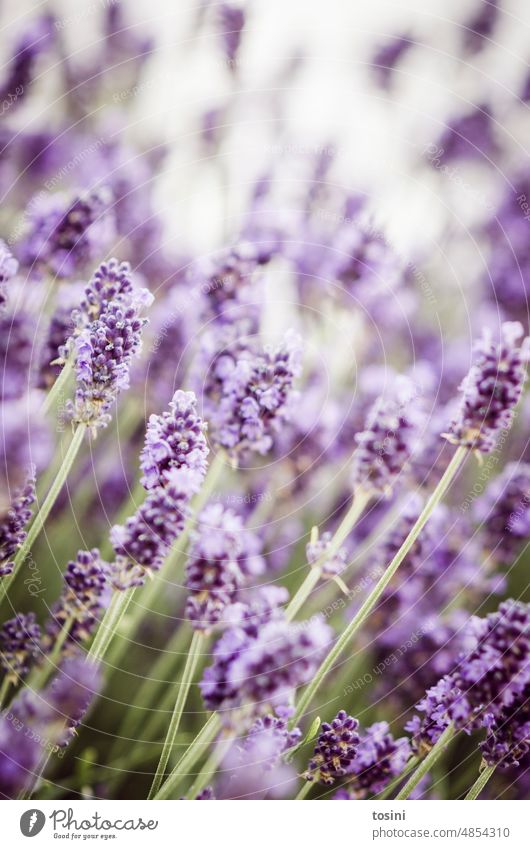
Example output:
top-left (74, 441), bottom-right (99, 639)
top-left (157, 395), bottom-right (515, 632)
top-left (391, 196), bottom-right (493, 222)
top-left (2, 800), bottom-right (529, 849)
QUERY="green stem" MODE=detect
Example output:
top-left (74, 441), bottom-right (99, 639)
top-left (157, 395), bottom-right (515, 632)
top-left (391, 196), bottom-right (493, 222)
top-left (295, 780), bottom-right (312, 800)
top-left (285, 489), bottom-right (371, 621)
top-left (105, 449), bottom-right (227, 671)
top-left (185, 732), bottom-right (232, 800)
top-left (148, 630), bottom-right (204, 799)
top-left (292, 446), bottom-right (468, 724)
top-left (0, 424), bottom-right (87, 606)
top-left (110, 623), bottom-right (191, 761)
top-left (465, 763), bottom-right (496, 800)
top-left (395, 724), bottom-right (456, 800)
top-left (0, 677), bottom-right (11, 709)
top-left (41, 359), bottom-right (73, 416)
top-left (155, 711), bottom-right (221, 800)
top-left (87, 588), bottom-right (135, 664)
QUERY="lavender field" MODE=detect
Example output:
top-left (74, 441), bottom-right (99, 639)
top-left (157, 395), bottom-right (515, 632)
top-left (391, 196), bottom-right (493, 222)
top-left (1, 0), bottom-right (530, 803)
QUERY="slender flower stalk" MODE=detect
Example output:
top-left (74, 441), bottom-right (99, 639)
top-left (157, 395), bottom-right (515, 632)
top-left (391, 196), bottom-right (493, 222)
top-left (295, 781), bottom-right (312, 800)
top-left (465, 764), bottom-right (496, 800)
top-left (291, 446), bottom-right (468, 724)
top-left (185, 732), bottom-right (233, 800)
top-left (285, 489), bottom-right (370, 621)
top-left (0, 424), bottom-right (87, 605)
top-left (87, 587), bottom-right (135, 664)
top-left (375, 756), bottom-right (420, 799)
top-left (41, 358), bottom-right (73, 415)
top-left (154, 712), bottom-right (222, 800)
top-left (148, 630), bottom-right (204, 799)
top-left (105, 450), bottom-right (227, 670)
top-left (395, 724), bottom-right (456, 800)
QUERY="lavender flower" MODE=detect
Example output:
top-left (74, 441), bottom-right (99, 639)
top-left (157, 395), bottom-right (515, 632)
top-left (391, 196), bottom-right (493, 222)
top-left (44, 550), bottom-right (109, 649)
top-left (0, 396), bottom-right (51, 511)
top-left (447, 323), bottom-right (529, 453)
top-left (462, 1), bottom-right (499, 54)
top-left (0, 308), bottom-right (36, 400)
top-left (0, 476), bottom-right (35, 578)
top-left (347, 722), bottom-right (411, 796)
top-left (218, 4), bottom-right (245, 68)
top-left (480, 683), bottom-right (530, 769)
top-left (185, 504), bottom-right (246, 631)
top-left (74, 258), bottom-right (135, 326)
top-left (351, 391), bottom-right (420, 498)
top-left (200, 590), bottom-right (331, 717)
top-left (434, 105), bottom-right (498, 164)
top-left (0, 613), bottom-right (41, 683)
top-left (219, 713), bottom-right (301, 799)
top-left (140, 390), bottom-right (209, 489)
top-left (407, 600), bottom-right (530, 751)
top-left (0, 240), bottom-right (18, 308)
top-left (474, 462), bottom-right (530, 564)
top-left (305, 711), bottom-right (360, 785)
top-left (306, 531), bottom-right (348, 579)
top-left (201, 329), bottom-right (302, 459)
top-left (20, 188), bottom-right (116, 277)
top-left (69, 290), bottom-right (153, 432)
top-left (110, 468), bottom-right (201, 590)
top-left (0, 14), bottom-right (54, 105)
top-left (371, 35), bottom-right (414, 89)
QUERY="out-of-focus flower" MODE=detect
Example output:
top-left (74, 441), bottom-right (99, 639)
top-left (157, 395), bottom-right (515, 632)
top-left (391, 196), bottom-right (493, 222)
top-left (140, 390), bottom-right (209, 489)
top-left (0, 395), bottom-right (52, 511)
top-left (446, 323), bottom-right (529, 453)
top-left (474, 462), bottom-right (530, 564)
top-left (0, 475), bottom-right (35, 578)
top-left (219, 713), bottom-right (301, 799)
top-left (44, 550), bottom-right (110, 650)
top-left (0, 15), bottom-right (54, 105)
top-left (351, 389), bottom-right (421, 498)
top-left (19, 188), bottom-right (116, 277)
top-left (0, 308), bottom-right (36, 400)
top-left (462, 1), bottom-right (500, 55)
top-left (0, 240), bottom-right (19, 305)
top-left (347, 721), bottom-right (411, 796)
top-left (305, 710), bottom-right (360, 785)
top-left (371, 34), bottom-right (414, 89)
top-left (218, 4), bottom-right (245, 68)
top-left (201, 329), bottom-right (302, 460)
top-left (110, 468), bottom-right (202, 590)
top-left (306, 531), bottom-right (348, 579)
top-left (433, 105), bottom-right (498, 164)
top-left (0, 613), bottom-right (41, 683)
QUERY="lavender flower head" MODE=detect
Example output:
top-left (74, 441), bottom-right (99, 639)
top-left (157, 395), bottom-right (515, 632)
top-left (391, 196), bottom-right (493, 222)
top-left (19, 187), bottom-right (116, 277)
top-left (140, 390), bottom-right (209, 489)
top-left (306, 531), bottom-right (348, 579)
top-left (45, 549), bottom-right (109, 649)
top-left (202, 329), bottom-right (302, 459)
top-left (305, 710), bottom-right (360, 785)
top-left (351, 387), bottom-right (420, 498)
top-left (185, 504), bottom-right (246, 632)
top-left (0, 475), bottom-right (35, 578)
top-left (474, 462), bottom-right (530, 564)
top-left (446, 323), bottom-right (529, 453)
top-left (347, 722), bottom-right (411, 796)
top-left (407, 600), bottom-right (530, 752)
top-left (69, 288), bottom-right (153, 433)
top-left (480, 682), bottom-right (530, 770)
top-left (218, 4), bottom-right (245, 68)
top-left (0, 239), bottom-right (18, 307)
top-left (0, 613), bottom-right (41, 683)
top-left (110, 467), bottom-right (202, 590)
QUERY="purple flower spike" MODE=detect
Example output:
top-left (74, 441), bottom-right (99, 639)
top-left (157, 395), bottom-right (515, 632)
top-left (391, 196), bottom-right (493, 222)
top-left (45, 550), bottom-right (109, 650)
top-left (0, 475), bottom-right (35, 578)
top-left (0, 613), bottom-right (41, 683)
top-left (69, 290), bottom-right (153, 432)
top-left (110, 468), bottom-right (201, 590)
top-left (480, 683), bottom-right (530, 770)
top-left (306, 710), bottom-right (360, 785)
top-left (306, 531), bottom-right (348, 579)
top-left (351, 392), bottom-right (420, 498)
top-left (474, 462), bottom-right (530, 564)
top-left (447, 323), bottom-right (529, 453)
top-left (0, 240), bottom-right (18, 309)
top-left (140, 390), bottom-right (209, 489)
top-left (20, 187), bottom-right (116, 277)
top-left (218, 4), bottom-right (245, 68)
top-left (203, 329), bottom-right (302, 460)
top-left (348, 722), bottom-right (411, 796)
